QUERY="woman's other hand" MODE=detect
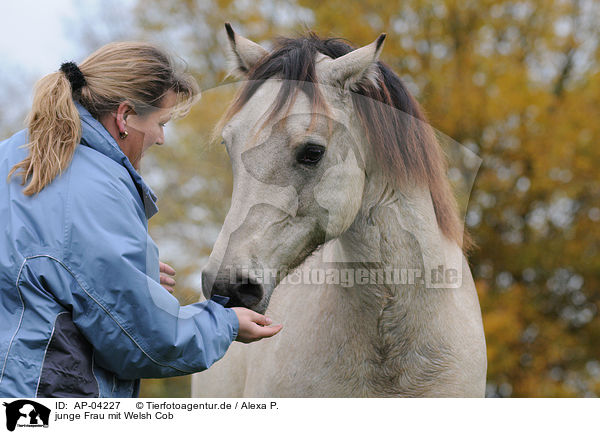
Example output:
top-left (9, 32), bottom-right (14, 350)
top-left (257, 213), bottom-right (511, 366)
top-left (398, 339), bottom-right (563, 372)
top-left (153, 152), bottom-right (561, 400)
top-left (231, 308), bottom-right (283, 343)
top-left (159, 262), bottom-right (176, 293)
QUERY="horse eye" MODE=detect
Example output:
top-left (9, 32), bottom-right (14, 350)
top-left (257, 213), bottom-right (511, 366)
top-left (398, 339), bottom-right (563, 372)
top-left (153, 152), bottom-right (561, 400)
top-left (296, 144), bottom-right (325, 165)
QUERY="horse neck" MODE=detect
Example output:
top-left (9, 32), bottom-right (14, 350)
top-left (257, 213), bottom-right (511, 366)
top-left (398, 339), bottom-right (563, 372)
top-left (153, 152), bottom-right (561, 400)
top-left (323, 179), bottom-right (460, 337)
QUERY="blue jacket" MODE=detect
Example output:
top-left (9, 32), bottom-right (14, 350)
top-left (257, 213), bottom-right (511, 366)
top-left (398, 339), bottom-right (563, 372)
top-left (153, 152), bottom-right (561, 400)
top-left (0, 103), bottom-right (238, 398)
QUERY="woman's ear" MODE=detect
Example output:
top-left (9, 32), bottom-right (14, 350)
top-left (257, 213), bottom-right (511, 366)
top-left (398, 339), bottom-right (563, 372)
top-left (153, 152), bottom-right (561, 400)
top-left (115, 101), bottom-right (135, 134)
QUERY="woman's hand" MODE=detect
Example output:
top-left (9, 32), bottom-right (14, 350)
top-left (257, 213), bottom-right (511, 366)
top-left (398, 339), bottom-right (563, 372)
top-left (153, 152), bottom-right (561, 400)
top-left (159, 262), bottom-right (176, 293)
top-left (231, 307), bottom-right (283, 343)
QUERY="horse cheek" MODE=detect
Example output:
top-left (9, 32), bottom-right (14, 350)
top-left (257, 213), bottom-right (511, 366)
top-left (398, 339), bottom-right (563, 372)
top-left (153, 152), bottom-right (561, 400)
top-left (314, 165), bottom-right (364, 239)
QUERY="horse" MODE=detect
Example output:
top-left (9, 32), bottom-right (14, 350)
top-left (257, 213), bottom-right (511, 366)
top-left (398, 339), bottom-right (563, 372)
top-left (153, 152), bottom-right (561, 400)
top-left (191, 24), bottom-right (487, 397)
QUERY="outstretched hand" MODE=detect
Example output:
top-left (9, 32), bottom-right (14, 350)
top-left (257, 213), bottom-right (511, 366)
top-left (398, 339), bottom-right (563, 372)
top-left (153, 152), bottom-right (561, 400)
top-left (231, 307), bottom-right (283, 343)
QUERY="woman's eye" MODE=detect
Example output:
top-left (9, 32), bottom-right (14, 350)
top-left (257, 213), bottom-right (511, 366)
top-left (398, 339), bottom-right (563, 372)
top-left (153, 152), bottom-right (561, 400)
top-left (296, 144), bottom-right (325, 165)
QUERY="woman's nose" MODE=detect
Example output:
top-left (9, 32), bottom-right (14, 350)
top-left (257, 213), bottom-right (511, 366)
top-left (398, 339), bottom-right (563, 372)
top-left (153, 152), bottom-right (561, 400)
top-left (156, 132), bottom-right (165, 146)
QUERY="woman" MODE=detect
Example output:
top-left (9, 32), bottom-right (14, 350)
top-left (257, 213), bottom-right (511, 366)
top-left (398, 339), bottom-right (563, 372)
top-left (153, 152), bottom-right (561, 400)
top-left (0, 42), bottom-right (281, 398)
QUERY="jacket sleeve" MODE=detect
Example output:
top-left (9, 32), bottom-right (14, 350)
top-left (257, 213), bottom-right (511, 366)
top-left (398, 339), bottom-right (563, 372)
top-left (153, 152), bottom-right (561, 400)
top-left (32, 174), bottom-right (239, 379)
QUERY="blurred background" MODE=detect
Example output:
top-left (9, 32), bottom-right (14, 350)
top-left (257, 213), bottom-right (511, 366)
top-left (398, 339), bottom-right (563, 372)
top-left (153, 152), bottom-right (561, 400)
top-left (1, 0), bottom-right (599, 397)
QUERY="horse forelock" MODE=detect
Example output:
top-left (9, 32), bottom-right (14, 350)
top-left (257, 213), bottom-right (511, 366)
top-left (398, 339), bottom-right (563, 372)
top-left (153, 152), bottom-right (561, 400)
top-left (220, 33), bottom-right (469, 250)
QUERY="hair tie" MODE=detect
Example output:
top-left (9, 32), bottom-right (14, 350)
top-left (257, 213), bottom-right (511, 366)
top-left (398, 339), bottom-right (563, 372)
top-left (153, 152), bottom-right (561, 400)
top-left (60, 62), bottom-right (87, 92)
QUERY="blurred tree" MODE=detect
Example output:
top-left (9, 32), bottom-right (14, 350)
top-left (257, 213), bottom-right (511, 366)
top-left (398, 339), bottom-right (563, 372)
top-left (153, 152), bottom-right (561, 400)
top-left (134, 0), bottom-right (314, 87)
top-left (133, 0), bottom-right (600, 397)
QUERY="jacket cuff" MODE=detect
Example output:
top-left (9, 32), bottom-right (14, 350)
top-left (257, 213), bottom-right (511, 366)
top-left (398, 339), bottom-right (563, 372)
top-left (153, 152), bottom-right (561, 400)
top-left (210, 295), bottom-right (240, 342)
top-left (209, 295), bottom-right (238, 342)
top-left (223, 307), bottom-right (239, 342)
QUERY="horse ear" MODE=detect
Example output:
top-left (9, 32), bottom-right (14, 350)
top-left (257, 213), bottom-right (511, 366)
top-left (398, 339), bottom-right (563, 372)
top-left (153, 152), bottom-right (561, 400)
top-left (225, 22), bottom-right (269, 78)
top-left (321, 33), bottom-right (386, 90)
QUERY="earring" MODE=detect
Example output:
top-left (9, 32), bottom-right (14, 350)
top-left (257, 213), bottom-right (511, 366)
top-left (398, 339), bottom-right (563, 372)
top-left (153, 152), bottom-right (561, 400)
top-left (119, 131), bottom-right (128, 139)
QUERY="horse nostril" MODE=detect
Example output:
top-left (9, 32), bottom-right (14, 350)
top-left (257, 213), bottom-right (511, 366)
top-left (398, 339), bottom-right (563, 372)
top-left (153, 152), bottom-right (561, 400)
top-left (210, 272), bottom-right (264, 309)
top-left (235, 281), bottom-right (263, 308)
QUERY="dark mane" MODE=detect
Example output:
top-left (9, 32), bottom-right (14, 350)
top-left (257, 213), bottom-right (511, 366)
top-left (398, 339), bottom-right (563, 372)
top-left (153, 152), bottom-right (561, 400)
top-left (222, 33), bottom-right (469, 250)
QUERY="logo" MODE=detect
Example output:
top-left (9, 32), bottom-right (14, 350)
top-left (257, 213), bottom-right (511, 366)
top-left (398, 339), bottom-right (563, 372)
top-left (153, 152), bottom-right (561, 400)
top-left (3, 400), bottom-right (50, 431)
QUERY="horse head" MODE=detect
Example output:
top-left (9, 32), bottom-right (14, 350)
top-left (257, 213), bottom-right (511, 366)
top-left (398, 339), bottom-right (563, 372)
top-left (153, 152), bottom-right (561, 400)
top-left (201, 24), bottom-right (387, 313)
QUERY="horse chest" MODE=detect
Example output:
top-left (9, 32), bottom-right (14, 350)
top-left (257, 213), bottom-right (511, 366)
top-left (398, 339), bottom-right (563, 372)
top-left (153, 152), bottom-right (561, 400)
top-left (249, 280), bottom-right (422, 396)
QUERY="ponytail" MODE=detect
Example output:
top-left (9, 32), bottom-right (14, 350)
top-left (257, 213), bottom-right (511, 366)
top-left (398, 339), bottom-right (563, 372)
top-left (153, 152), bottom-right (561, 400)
top-left (8, 71), bottom-right (81, 195)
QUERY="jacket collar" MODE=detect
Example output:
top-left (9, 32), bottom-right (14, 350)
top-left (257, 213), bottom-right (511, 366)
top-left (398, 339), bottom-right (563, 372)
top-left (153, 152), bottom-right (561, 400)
top-left (75, 102), bottom-right (159, 219)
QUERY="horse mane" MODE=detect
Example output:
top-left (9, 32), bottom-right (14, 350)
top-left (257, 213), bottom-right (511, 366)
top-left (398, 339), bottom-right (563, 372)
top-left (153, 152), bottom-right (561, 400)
top-left (221, 33), bottom-right (470, 251)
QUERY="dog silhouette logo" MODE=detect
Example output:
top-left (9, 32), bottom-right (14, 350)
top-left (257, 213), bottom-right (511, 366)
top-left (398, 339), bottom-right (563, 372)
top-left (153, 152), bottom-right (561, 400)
top-left (3, 400), bottom-right (50, 431)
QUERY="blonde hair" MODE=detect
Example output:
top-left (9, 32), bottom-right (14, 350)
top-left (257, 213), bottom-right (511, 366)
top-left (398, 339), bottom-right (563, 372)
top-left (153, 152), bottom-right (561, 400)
top-left (8, 41), bottom-right (199, 195)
